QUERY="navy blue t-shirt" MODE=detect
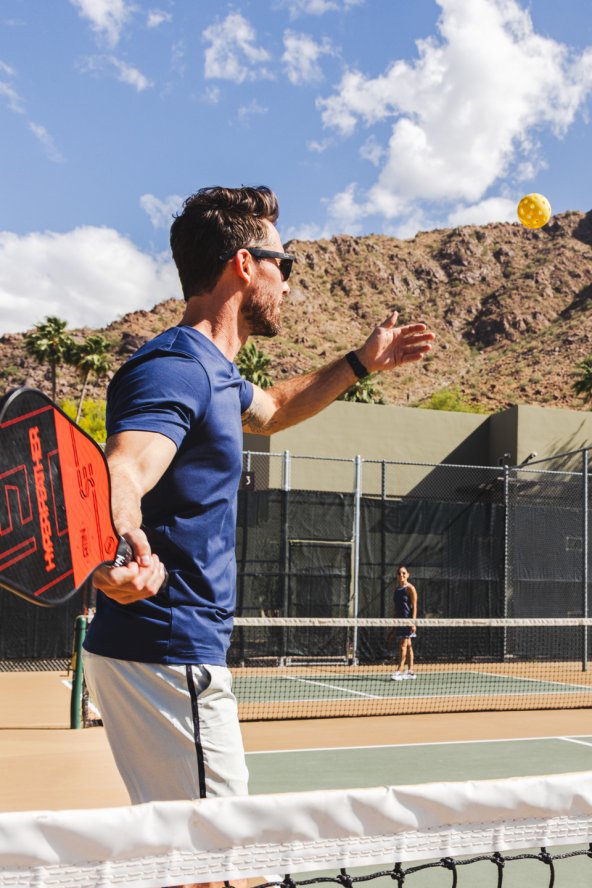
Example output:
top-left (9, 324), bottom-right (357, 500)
top-left (83, 325), bottom-right (254, 665)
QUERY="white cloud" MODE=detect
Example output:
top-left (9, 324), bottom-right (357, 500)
top-left (325, 182), bottom-right (367, 234)
top-left (170, 40), bottom-right (186, 76)
top-left (384, 209), bottom-right (433, 241)
top-left (203, 13), bottom-right (272, 84)
top-left (77, 55), bottom-right (153, 90)
top-left (0, 65), bottom-right (63, 161)
top-left (202, 85), bottom-right (220, 104)
top-left (110, 57), bottom-right (153, 91)
top-left (281, 0), bottom-right (363, 19)
top-left (316, 0), bottom-right (592, 232)
top-left (359, 135), bottom-right (384, 166)
top-left (28, 123), bottom-right (65, 163)
top-left (0, 227), bottom-right (180, 335)
top-left (140, 194), bottom-right (184, 229)
top-left (447, 197), bottom-right (518, 228)
top-left (283, 221), bottom-right (332, 241)
top-left (0, 61), bottom-right (25, 114)
top-left (238, 99), bottom-right (269, 122)
top-left (147, 10), bottom-right (171, 29)
top-left (0, 79), bottom-right (25, 114)
top-left (282, 30), bottom-right (334, 85)
top-left (70, 0), bottom-right (133, 47)
top-left (307, 137), bottom-right (332, 152)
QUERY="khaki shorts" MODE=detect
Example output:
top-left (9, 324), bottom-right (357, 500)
top-left (82, 650), bottom-right (249, 805)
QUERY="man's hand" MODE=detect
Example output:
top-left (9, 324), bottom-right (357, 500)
top-left (356, 310), bottom-right (435, 373)
top-left (241, 309), bottom-right (435, 436)
top-left (93, 527), bottom-right (166, 605)
top-left (91, 429), bottom-right (176, 604)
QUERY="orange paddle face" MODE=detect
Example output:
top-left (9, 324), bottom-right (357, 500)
top-left (0, 388), bottom-right (124, 606)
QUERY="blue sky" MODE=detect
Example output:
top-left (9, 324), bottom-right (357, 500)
top-left (1, 0), bottom-right (592, 334)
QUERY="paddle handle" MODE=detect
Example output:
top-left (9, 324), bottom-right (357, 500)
top-left (113, 536), bottom-right (169, 590)
top-left (114, 536), bottom-right (134, 567)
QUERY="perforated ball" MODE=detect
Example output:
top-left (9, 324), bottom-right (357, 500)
top-left (517, 193), bottom-right (551, 229)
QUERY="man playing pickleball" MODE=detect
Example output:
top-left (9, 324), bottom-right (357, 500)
top-left (82, 185), bottom-right (435, 888)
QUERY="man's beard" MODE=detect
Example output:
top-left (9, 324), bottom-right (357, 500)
top-left (243, 288), bottom-right (282, 337)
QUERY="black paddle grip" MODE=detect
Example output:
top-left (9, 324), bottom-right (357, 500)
top-left (113, 536), bottom-right (169, 591)
top-left (114, 536), bottom-right (134, 567)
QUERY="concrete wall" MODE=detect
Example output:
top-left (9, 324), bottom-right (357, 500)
top-left (514, 405), bottom-right (592, 469)
top-left (488, 408), bottom-right (518, 467)
top-left (243, 400), bottom-right (592, 491)
top-left (244, 401), bottom-right (488, 462)
top-left (243, 401), bottom-right (490, 493)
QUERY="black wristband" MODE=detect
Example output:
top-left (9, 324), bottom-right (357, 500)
top-left (345, 350), bottom-right (370, 380)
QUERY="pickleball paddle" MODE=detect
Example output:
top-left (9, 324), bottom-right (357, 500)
top-left (0, 387), bottom-right (132, 606)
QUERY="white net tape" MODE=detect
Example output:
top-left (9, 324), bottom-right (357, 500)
top-left (234, 617), bottom-right (592, 627)
top-left (1, 772), bottom-right (591, 887)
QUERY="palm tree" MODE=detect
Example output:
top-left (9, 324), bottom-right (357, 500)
top-left (574, 357), bottom-right (592, 404)
top-left (236, 342), bottom-right (273, 389)
top-left (70, 334), bottom-right (112, 422)
top-left (24, 316), bottom-right (76, 401)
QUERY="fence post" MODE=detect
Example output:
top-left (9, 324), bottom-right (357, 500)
top-left (503, 464), bottom-right (510, 660)
top-left (352, 455), bottom-right (362, 664)
top-left (70, 615), bottom-right (87, 729)
top-left (381, 461), bottom-right (387, 617)
top-left (236, 451), bottom-right (252, 663)
top-left (281, 451), bottom-right (291, 662)
top-left (583, 450), bottom-right (589, 672)
top-left (238, 452), bottom-right (252, 607)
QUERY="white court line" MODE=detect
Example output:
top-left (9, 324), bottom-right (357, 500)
top-left (245, 669), bottom-right (592, 693)
top-left (276, 672), bottom-right (508, 702)
top-left (256, 669), bottom-right (592, 703)
top-left (246, 687), bottom-right (586, 705)
top-left (559, 736), bottom-right (592, 748)
top-left (476, 670), bottom-right (592, 692)
top-left (247, 735), bottom-right (592, 756)
top-left (282, 675), bottom-right (382, 699)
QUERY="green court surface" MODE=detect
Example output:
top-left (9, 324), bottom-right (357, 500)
top-left (247, 735), bottom-right (592, 794)
top-left (232, 669), bottom-right (592, 705)
top-left (245, 736), bottom-right (592, 887)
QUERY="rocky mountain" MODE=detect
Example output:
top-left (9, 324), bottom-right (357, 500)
top-left (2, 209), bottom-right (592, 412)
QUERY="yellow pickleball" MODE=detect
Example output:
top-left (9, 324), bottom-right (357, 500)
top-left (517, 193), bottom-right (551, 229)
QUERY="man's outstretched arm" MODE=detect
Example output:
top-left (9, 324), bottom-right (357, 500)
top-left (92, 430), bottom-right (177, 604)
top-left (242, 310), bottom-right (435, 435)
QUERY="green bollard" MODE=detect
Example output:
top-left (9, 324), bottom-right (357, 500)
top-left (70, 615), bottom-right (88, 729)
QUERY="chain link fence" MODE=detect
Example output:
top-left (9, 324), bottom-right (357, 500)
top-left (231, 449), bottom-right (591, 668)
top-left (506, 449), bottom-right (591, 666)
top-left (1, 448), bottom-right (591, 666)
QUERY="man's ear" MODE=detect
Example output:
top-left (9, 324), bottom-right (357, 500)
top-left (232, 249), bottom-right (254, 285)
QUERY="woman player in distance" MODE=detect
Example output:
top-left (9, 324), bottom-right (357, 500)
top-left (391, 565), bottom-right (417, 680)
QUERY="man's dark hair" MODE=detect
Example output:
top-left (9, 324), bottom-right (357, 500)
top-left (170, 186), bottom-right (279, 300)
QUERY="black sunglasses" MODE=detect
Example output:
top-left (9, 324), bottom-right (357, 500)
top-left (219, 247), bottom-right (295, 281)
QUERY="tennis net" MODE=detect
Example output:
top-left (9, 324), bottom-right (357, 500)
top-left (73, 615), bottom-right (592, 727)
top-left (228, 617), bottom-right (592, 721)
top-left (1, 772), bottom-right (591, 886)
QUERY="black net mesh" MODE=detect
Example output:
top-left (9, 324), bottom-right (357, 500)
top-left (228, 617), bottom-right (592, 720)
top-left (223, 846), bottom-right (592, 887)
